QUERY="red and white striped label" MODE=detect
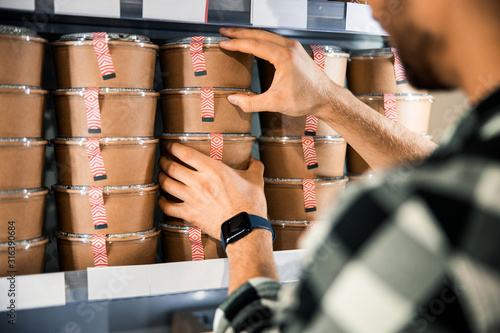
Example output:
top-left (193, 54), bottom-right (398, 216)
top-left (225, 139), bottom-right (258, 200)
top-left (89, 186), bottom-right (108, 230)
top-left (305, 115), bottom-right (318, 136)
top-left (302, 136), bottom-right (319, 170)
top-left (189, 227), bottom-right (204, 261)
top-left (302, 179), bottom-right (317, 213)
top-left (190, 36), bottom-right (207, 77)
top-left (311, 45), bottom-right (325, 70)
top-left (84, 88), bottom-right (102, 134)
top-left (384, 93), bottom-right (398, 122)
top-left (201, 87), bottom-right (215, 122)
top-left (391, 47), bottom-right (407, 84)
top-left (85, 138), bottom-right (107, 181)
top-left (210, 133), bottom-right (223, 161)
top-left (92, 234), bottom-right (109, 267)
top-left (92, 32), bottom-right (116, 80)
top-left (350, 0), bottom-right (361, 3)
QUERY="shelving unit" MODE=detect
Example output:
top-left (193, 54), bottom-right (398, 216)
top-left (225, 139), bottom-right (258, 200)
top-left (0, 1), bottom-right (387, 332)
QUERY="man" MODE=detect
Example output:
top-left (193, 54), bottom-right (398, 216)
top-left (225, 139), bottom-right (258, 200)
top-left (158, 0), bottom-right (500, 331)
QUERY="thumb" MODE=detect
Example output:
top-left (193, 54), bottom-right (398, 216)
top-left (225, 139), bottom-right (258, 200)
top-left (246, 157), bottom-right (265, 176)
top-left (227, 92), bottom-right (278, 113)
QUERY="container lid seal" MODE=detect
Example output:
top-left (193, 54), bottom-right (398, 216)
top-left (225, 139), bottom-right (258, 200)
top-left (0, 25), bottom-right (38, 37)
top-left (350, 48), bottom-right (394, 58)
top-left (57, 32), bottom-right (151, 43)
top-left (163, 36), bottom-right (229, 46)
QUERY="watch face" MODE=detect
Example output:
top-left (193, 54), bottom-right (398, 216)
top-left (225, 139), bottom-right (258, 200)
top-left (221, 212), bottom-right (252, 245)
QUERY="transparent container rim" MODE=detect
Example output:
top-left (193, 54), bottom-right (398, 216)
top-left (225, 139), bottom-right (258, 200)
top-left (269, 219), bottom-right (312, 224)
top-left (0, 235), bottom-right (48, 247)
top-left (259, 135), bottom-right (343, 140)
top-left (0, 84), bottom-right (46, 91)
top-left (0, 186), bottom-right (49, 195)
top-left (0, 25), bottom-right (39, 37)
top-left (55, 88), bottom-right (157, 93)
top-left (54, 227), bottom-right (160, 239)
top-left (52, 136), bottom-right (157, 142)
top-left (162, 36), bottom-right (229, 46)
top-left (56, 32), bottom-right (152, 44)
top-left (161, 87), bottom-right (254, 93)
top-left (350, 48), bottom-right (394, 58)
top-left (264, 176), bottom-right (348, 182)
top-left (52, 183), bottom-right (158, 191)
top-left (160, 133), bottom-right (254, 138)
top-left (0, 137), bottom-right (48, 143)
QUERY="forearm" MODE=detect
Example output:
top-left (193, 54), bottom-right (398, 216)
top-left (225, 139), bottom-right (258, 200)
top-left (317, 83), bottom-right (438, 170)
top-left (226, 229), bottom-right (279, 294)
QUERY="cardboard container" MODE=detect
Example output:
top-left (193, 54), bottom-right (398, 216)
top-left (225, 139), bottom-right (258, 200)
top-left (160, 88), bottom-right (254, 134)
top-left (52, 137), bottom-right (158, 186)
top-left (53, 88), bottom-right (158, 137)
top-left (0, 187), bottom-right (48, 242)
top-left (160, 134), bottom-right (254, 170)
top-left (0, 25), bottom-right (47, 86)
top-left (259, 112), bottom-right (339, 137)
top-left (348, 48), bottom-right (426, 95)
top-left (259, 136), bottom-right (346, 178)
top-left (357, 93), bottom-right (433, 134)
top-left (53, 33), bottom-right (158, 89)
top-left (160, 37), bottom-right (254, 89)
top-left (160, 222), bottom-right (225, 262)
top-left (271, 219), bottom-right (310, 251)
top-left (264, 177), bottom-right (348, 221)
top-left (53, 183), bottom-right (158, 234)
top-left (0, 138), bottom-right (47, 191)
top-left (258, 45), bottom-right (348, 92)
top-left (0, 236), bottom-right (48, 276)
top-left (0, 85), bottom-right (47, 138)
top-left (55, 228), bottom-right (160, 271)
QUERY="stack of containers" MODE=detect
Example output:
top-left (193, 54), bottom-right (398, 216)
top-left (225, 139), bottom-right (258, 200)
top-left (0, 26), bottom-right (50, 276)
top-left (159, 36), bottom-right (255, 262)
top-left (51, 32), bottom-right (160, 271)
top-left (347, 48), bottom-right (433, 182)
top-left (258, 45), bottom-right (349, 251)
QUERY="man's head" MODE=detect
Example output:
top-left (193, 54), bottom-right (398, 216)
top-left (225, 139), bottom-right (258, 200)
top-left (369, 0), bottom-right (500, 94)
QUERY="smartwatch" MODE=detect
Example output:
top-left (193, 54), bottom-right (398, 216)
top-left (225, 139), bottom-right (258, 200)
top-left (220, 212), bottom-right (276, 252)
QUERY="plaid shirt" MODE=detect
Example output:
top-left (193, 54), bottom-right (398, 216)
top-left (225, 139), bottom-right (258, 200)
top-left (213, 88), bottom-right (500, 333)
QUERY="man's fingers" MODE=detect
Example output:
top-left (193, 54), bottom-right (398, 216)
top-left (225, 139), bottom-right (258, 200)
top-left (158, 156), bottom-right (196, 186)
top-left (246, 157), bottom-right (265, 176)
top-left (166, 143), bottom-right (218, 172)
top-left (158, 172), bottom-right (191, 203)
top-left (219, 38), bottom-right (285, 65)
top-left (219, 27), bottom-right (289, 47)
top-left (228, 92), bottom-right (280, 113)
top-left (158, 196), bottom-right (188, 220)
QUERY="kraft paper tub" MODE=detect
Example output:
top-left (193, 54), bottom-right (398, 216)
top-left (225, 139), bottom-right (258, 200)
top-left (259, 112), bottom-right (339, 137)
top-left (0, 187), bottom-right (49, 242)
top-left (259, 136), bottom-right (346, 179)
top-left (271, 219), bottom-right (311, 251)
top-left (160, 37), bottom-right (254, 89)
top-left (160, 88), bottom-right (254, 134)
top-left (0, 236), bottom-right (48, 276)
top-left (53, 183), bottom-right (159, 234)
top-left (160, 133), bottom-right (255, 170)
top-left (264, 177), bottom-right (348, 221)
top-left (357, 93), bottom-right (433, 134)
top-left (160, 222), bottom-right (225, 262)
top-left (53, 33), bottom-right (158, 89)
top-left (0, 85), bottom-right (47, 138)
top-left (55, 228), bottom-right (160, 271)
top-left (52, 137), bottom-right (158, 186)
top-left (348, 48), bottom-right (426, 95)
top-left (258, 45), bottom-right (348, 92)
top-left (0, 25), bottom-right (47, 87)
top-left (0, 138), bottom-right (47, 191)
top-left (53, 88), bottom-right (158, 137)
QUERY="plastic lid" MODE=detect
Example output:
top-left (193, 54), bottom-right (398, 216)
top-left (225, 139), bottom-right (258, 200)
top-left (163, 36), bottom-right (229, 46)
top-left (159, 223), bottom-right (191, 231)
top-left (269, 219), bottom-right (311, 224)
top-left (56, 88), bottom-right (156, 93)
top-left (350, 48), bottom-right (394, 58)
top-left (304, 44), bottom-right (349, 56)
top-left (0, 235), bottom-right (48, 247)
top-left (0, 187), bottom-right (48, 195)
top-left (0, 25), bottom-right (38, 37)
top-left (54, 227), bottom-right (159, 239)
top-left (260, 135), bottom-right (342, 140)
top-left (52, 183), bottom-right (157, 191)
top-left (160, 133), bottom-right (251, 138)
top-left (161, 87), bottom-right (253, 93)
top-left (356, 93), bottom-right (434, 101)
top-left (0, 137), bottom-right (47, 143)
top-left (0, 84), bottom-right (45, 90)
top-left (264, 176), bottom-right (347, 182)
top-left (52, 136), bottom-right (156, 142)
top-left (57, 32), bottom-right (151, 43)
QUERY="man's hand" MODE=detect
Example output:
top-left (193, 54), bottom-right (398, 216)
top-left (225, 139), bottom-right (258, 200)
top-left (158, 143), bottom-right (268, 240)
top-left (219, 27), bottom-right (340, 117)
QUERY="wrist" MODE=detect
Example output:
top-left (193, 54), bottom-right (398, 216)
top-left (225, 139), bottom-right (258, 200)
top-left (220, 212), bottom-right (275, 252)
